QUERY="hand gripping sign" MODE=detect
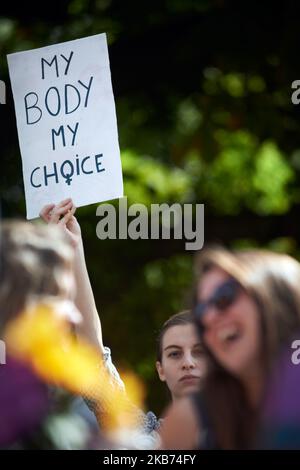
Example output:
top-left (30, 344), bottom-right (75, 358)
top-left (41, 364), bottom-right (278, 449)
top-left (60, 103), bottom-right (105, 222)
top-left (7, 33), bottom-right (123, 219)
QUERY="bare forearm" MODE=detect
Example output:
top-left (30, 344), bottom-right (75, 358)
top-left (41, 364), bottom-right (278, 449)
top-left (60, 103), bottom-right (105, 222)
top-left (73, 239), bottom-right (104, 353)
top-left (39, 200), bottom-right (104, 353)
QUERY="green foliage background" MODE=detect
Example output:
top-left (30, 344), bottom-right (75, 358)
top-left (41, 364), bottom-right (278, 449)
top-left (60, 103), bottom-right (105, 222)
top-left (1, 0), bottom-right (300, 415)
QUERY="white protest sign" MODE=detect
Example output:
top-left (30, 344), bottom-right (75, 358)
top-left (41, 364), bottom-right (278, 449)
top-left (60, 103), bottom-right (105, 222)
top-left (7, 33), bottom-right (123, 219)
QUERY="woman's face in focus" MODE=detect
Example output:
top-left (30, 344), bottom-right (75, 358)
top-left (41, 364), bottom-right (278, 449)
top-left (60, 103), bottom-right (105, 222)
top-left (156, 323), bottom-right (207, 401)
top-left (197, 268), bottom-right (262, 378)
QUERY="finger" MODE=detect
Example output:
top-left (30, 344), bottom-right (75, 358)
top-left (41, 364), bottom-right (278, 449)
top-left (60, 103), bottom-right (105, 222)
top-left (49, 198), bottom-right (73, 219)
top-left (68, 205), bottom-right (77, 222)
top-left (49, 201), bottom-right (73, 224)
top-left (67, 214), bottom-right (78, 228)
top-left (69, 215), bottom-right (77, 224)
top-left (69, 205), bottom-right (76, 216)
top-left (56, 198), bottom-right (72, 208)
top-left (39, 203), bottom-right (55, 222)
top-left (66, 205), bottom-right (77, 224)
top-left (52, 202), bottom-right (73, 216)
top-left (58, 206), bottom-right (76, 227)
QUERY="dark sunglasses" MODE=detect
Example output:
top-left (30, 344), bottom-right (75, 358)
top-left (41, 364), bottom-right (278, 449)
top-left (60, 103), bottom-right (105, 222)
top-left (193, 278), bottom-right (242, 329)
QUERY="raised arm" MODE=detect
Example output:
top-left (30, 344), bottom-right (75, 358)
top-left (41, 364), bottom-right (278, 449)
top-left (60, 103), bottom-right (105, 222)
top-left (39, 198), bottom-right (104, 354)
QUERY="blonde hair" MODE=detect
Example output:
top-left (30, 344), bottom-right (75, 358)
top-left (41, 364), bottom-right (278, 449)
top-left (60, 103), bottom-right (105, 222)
top-left (0, 220), bottom-right (74, 329)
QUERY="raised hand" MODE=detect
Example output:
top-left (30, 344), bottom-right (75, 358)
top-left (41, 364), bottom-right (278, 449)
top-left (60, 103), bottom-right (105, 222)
top-left (40, 198), bottom-right (104, 352)
top-left (39, 198), bottom-right (82, 248)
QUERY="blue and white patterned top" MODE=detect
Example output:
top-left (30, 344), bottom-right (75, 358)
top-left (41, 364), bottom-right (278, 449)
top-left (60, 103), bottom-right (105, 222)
top-left (84, 347), bottom-right (161, 449)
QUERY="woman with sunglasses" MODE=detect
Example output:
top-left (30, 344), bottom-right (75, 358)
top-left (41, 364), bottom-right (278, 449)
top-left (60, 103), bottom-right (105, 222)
top-left (159, 246), bottom-right (300, 449)
top-left (39, 199), bottom-right (206, 444)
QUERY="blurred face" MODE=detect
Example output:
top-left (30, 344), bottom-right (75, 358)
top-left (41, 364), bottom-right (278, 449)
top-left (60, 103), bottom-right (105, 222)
top-left (64, 269), bottom-right (76, 302)
top-left (53, 269), bottom-right (81, 325)
top-left (156, 323), bottom-right (206, 400)
top-left (196, 268), bottom-right (262, 378)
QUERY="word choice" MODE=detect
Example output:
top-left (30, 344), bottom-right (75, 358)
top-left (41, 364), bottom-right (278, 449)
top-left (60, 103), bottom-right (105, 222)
top-left (30, 153), bottom-right (105, 188)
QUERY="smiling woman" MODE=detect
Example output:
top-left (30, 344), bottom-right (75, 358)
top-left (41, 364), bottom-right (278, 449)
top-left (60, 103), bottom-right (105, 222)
top-left (160, 246), bottom-right (300, 450)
